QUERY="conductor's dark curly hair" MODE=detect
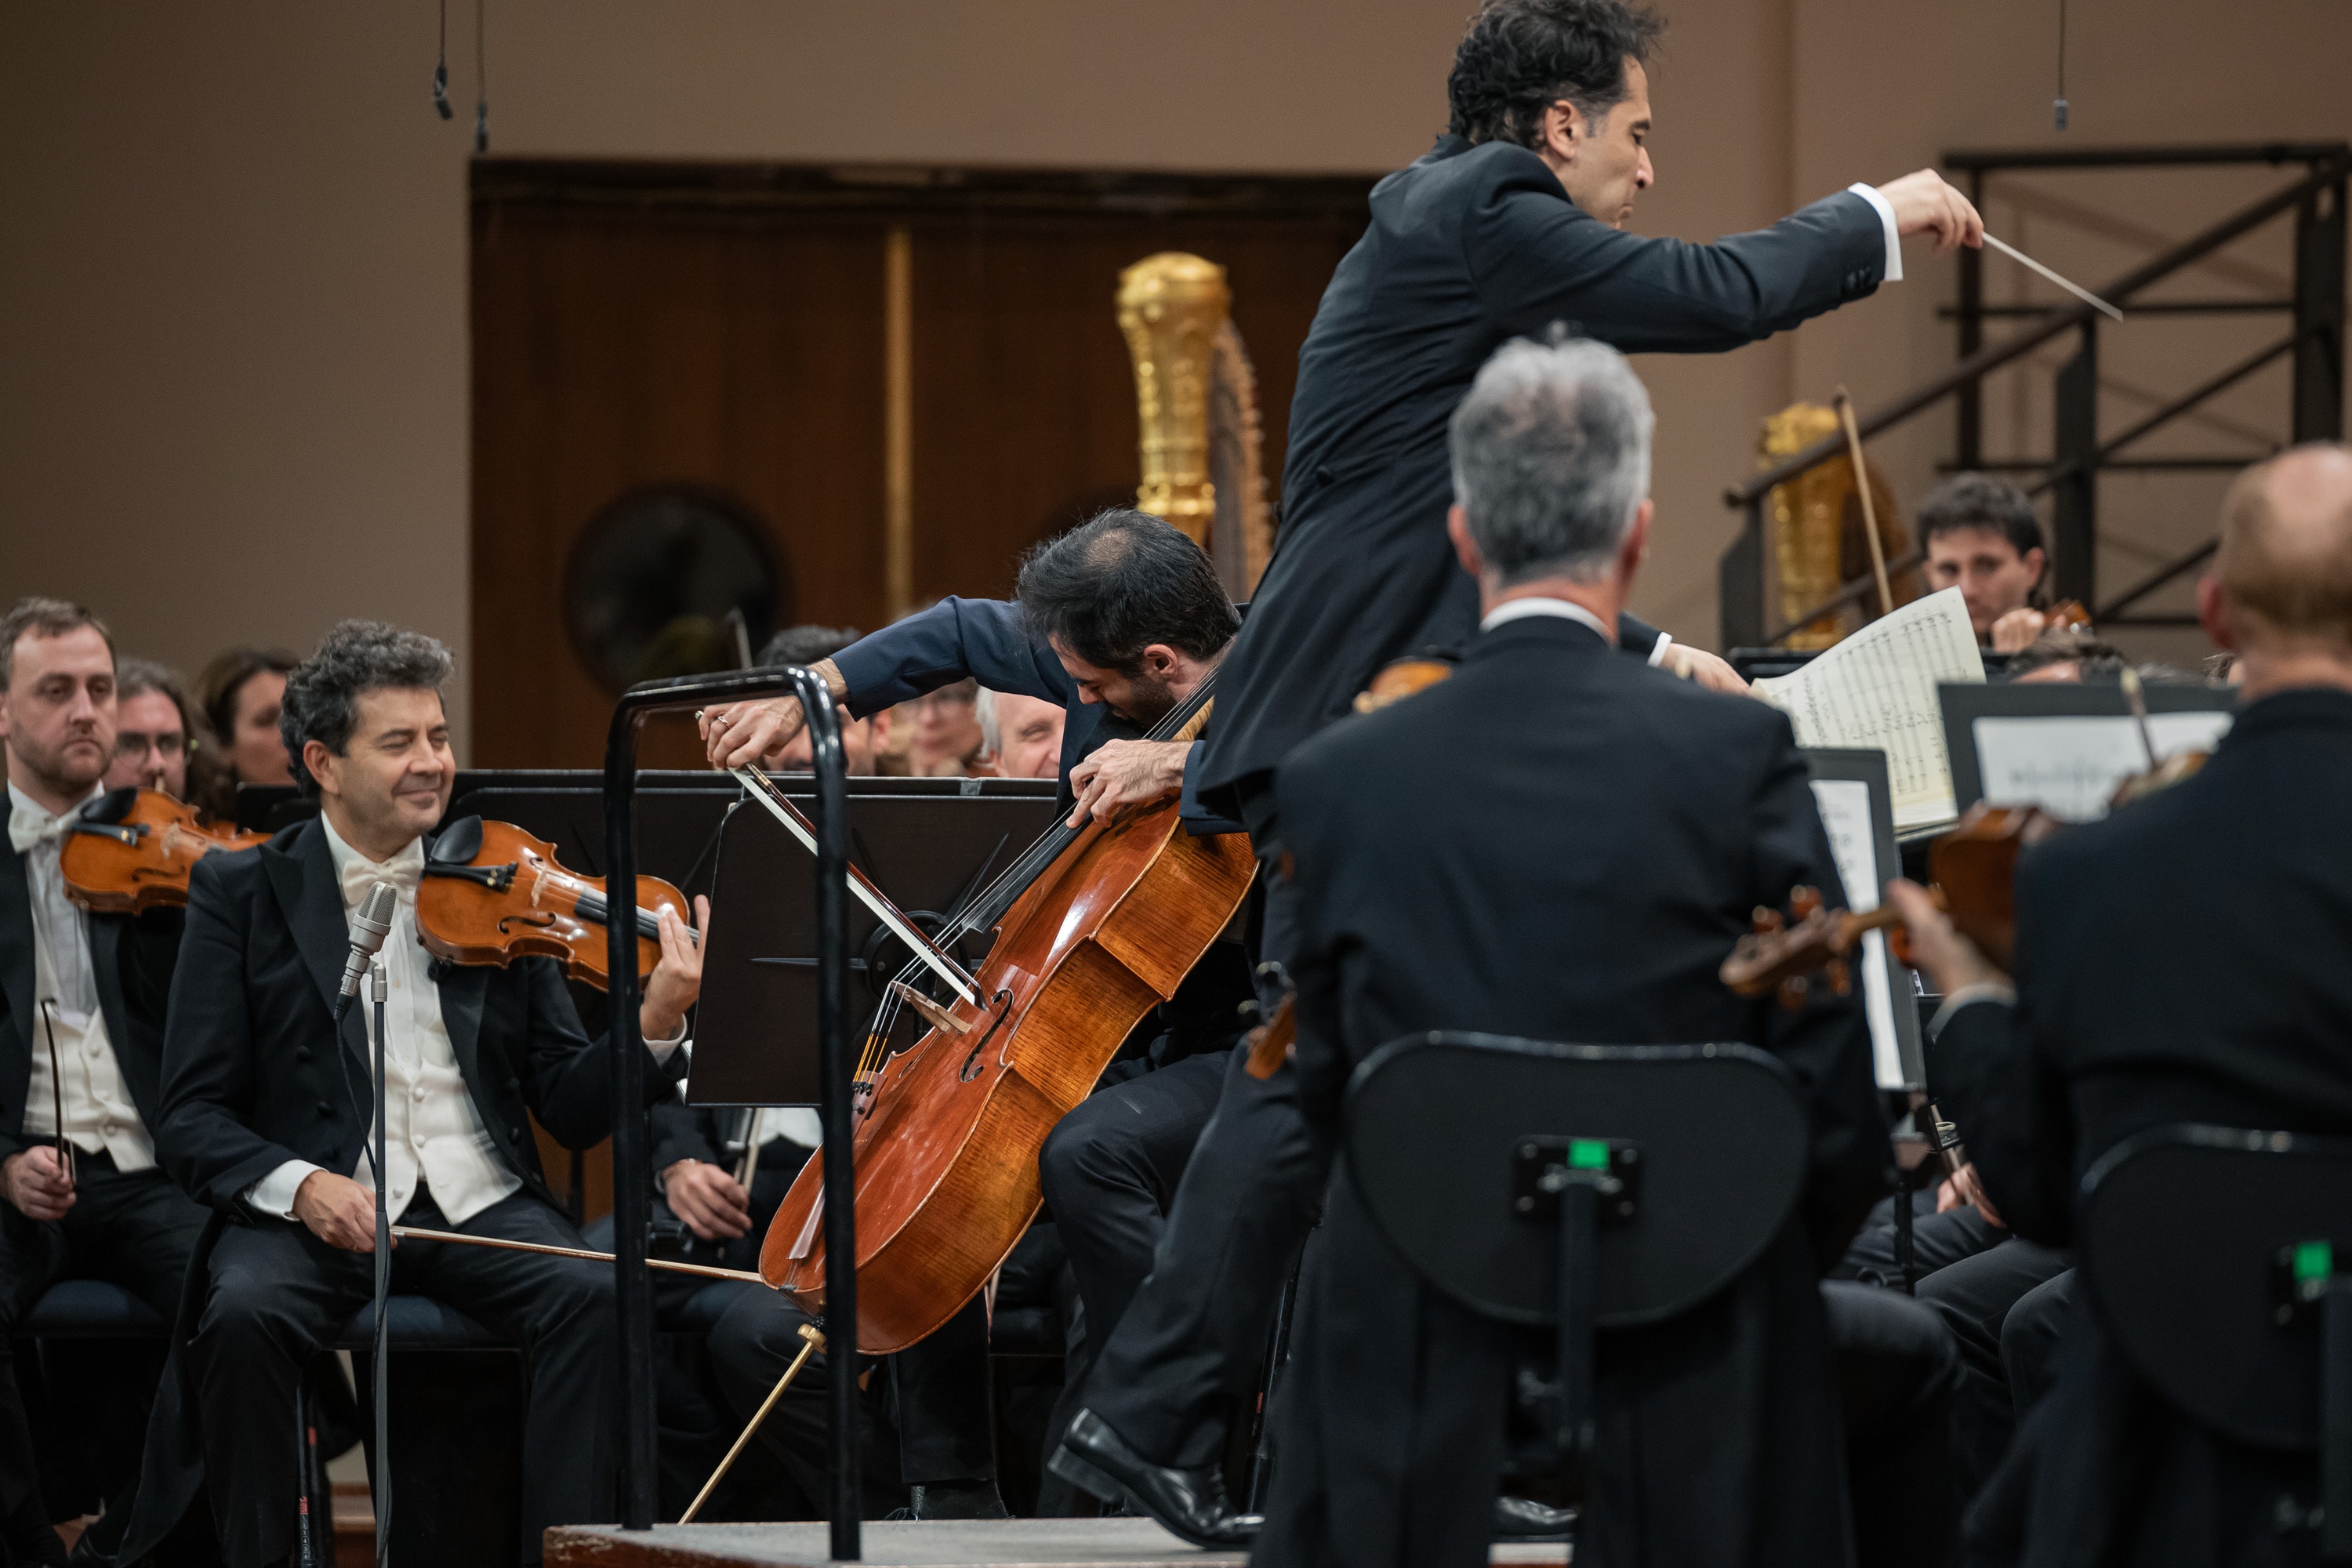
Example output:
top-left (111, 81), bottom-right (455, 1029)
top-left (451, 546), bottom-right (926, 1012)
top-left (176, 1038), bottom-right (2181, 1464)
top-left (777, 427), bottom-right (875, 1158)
top-left (1447, 0), bottom-right (1664, 151)
top-left (281, 619), bottom-right (453, 797)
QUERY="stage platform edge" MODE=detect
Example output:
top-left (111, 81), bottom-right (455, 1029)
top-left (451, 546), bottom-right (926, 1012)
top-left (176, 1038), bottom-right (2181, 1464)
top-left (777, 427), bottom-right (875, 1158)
top-left (543, 1517), bottom-right (1571, 1566)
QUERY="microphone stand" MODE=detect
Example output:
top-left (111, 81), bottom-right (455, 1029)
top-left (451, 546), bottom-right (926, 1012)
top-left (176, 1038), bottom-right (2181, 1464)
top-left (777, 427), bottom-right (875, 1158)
top-left (370, 953), bottom-right (392, 1568)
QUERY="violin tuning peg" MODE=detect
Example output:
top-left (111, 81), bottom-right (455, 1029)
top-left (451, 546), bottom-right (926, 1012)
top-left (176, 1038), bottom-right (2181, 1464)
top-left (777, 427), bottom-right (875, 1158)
top-left (1828, 959), bottom-right (1851, 996)
top-left (1790, 885), bottom-right (1822, 920)
top-left (1776, 975), bottom-right (1809, 1011)
top-left (1751, 905), bottom-right (1784, 934)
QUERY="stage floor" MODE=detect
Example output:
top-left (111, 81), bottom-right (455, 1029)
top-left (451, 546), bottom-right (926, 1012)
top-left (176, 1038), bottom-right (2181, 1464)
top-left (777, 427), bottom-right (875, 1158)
top-left (544, 1518), bottom-right (1573, 1566)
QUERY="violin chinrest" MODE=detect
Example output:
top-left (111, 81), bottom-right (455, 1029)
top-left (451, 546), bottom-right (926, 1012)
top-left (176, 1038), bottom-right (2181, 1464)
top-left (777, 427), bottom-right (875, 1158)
top-left (431, 815), bottom-right (485, 864)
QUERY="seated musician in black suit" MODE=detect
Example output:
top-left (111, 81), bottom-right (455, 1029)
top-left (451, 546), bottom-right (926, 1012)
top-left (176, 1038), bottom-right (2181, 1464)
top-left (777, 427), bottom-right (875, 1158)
top-left (0, 599), bottom-right (204, 1568)
top-left (151, 620), bottom-right (706, 1568)
top-left (1888, 442), bottom-right (2352, 1566)
top-left (695, 514), bottom-right (1258, 1514)
top-left (1256, 336), bottom-right (1947, 1568)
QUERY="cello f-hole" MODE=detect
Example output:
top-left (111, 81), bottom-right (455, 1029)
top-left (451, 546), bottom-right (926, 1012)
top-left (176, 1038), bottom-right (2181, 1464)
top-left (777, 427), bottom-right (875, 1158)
top-left (959, 991), bottom-right (1014, 1083)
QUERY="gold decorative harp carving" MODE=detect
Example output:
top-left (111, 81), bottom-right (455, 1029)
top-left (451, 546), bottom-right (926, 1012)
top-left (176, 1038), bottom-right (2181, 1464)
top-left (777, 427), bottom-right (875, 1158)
top-left (1116, 252), bottom-right (1273, 598)
top-left (1759, 403), bottom-right (1916, 648)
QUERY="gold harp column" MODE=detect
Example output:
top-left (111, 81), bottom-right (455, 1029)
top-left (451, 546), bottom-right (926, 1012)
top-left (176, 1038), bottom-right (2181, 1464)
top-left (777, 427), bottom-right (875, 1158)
top-left (1117, 253), bottom-right (1229, 546)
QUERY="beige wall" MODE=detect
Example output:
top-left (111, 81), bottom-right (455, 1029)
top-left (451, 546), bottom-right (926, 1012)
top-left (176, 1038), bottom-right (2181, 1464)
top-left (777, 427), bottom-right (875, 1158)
top-left (3, 2), bottom-right (2344, 756)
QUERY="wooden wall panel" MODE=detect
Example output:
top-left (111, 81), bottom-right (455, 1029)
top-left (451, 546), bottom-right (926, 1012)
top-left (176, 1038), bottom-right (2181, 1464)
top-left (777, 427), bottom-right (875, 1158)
top-left (470, 165), bottom-right (1371, 767)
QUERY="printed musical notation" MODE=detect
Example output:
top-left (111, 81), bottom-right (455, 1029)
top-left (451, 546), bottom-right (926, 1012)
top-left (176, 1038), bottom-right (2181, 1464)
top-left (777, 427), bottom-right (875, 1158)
top-left (1757, 588), bottom-right (1986, 831)
top-left (1973, 710), bottom-right (2235, 821)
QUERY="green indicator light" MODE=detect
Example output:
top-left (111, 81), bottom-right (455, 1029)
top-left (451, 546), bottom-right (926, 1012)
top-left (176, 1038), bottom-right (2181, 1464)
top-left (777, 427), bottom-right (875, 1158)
top-left (1568, 1140), bottom-right (1610, 1171)
top-left (2293, 1240), bottom-right (2334, 1283)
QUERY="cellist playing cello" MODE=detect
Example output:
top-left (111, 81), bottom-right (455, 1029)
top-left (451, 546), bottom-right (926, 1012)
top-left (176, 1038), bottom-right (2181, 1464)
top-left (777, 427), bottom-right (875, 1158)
top-left (699, 508), bottom-right (1258, 1523)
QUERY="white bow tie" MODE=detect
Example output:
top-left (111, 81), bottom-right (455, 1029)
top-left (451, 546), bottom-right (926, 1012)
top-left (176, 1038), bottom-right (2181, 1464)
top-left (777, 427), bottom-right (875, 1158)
top-left (339, 840), bottom-right (425, 910)
top-left (8, 790), bottom-right (93, 855)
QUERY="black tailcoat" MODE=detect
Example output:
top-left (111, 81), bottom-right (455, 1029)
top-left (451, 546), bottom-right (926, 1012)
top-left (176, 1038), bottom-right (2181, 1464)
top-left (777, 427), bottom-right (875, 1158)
top-left (118, 815), bottom-right (686, 1562)
top-left (1260, 615), bottom-right (1887, 1568)
top-left (1196, 136), bottom-right (1889, 821)
top-left (155, 815), bottom-right (682, 1214)
top-left (1929, 688), bottom-right (2352, 1567)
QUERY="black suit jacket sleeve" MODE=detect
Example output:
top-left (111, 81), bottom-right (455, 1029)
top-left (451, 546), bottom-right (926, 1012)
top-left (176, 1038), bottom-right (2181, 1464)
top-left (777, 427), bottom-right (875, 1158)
top-left (158, 855), bottom-right (297, 1210)
top-left (650, 1098), bottom-right (724, 1174)
top-left (1471, 180), bottom-right (1885, 353)
top-left (1926, 995), bottom-right (2076, 1249)
top-left (828, 597), bottom-right (1075, 717)
top-left (1744, 716), bottom-right (1896, 1271)
top-left (504, 955), bottom-right (688, 1151)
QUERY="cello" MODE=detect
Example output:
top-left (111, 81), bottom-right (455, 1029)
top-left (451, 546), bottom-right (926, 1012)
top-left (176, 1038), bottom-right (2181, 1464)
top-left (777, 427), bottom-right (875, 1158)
top-left (759, 675), bottom-right (1257, 1353)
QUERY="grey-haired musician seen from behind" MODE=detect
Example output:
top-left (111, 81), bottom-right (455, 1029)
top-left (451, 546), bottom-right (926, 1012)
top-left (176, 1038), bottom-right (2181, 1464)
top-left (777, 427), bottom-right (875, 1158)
top-left (129, 620), bottom-right (707, 1568)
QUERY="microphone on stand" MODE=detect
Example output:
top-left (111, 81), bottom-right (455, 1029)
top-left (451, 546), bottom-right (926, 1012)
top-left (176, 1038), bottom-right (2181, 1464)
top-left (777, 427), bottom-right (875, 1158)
top-left (333, 883), bottom-right (401, 1022)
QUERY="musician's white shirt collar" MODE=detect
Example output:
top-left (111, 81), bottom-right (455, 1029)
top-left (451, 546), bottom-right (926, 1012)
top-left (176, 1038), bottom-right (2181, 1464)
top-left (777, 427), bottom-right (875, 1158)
top-left (1479, 597), bottom-right (1674, 667)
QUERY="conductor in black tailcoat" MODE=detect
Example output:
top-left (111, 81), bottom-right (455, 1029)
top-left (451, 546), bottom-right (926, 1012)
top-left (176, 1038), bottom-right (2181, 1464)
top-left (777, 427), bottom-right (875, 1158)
top-left (134, 620), bottom-right (708, 1568)
top-left (1056, 5), bottom-right (1985, 1539)
top-left (1196, 0), bottom-right (1986, 836)
top-left (1258, 338), bottom-right (1899, 1568)
top-left (1888, 443), bottom-right (2352, 1568)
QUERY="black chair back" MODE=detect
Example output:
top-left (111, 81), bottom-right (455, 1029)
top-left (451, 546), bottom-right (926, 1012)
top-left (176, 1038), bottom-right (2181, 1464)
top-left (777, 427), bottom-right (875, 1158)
top-left (2078, 1123), bottom-right (2352, 1560)
top-left (1345, 1035), bottom-right (1809, 1326)
top-left (1343, 1033), bottom-right (1809, 1500)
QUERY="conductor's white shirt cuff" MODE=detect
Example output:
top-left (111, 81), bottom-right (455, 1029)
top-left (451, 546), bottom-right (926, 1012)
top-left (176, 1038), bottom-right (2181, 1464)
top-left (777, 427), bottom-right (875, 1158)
top-left (1849, 183), bottom-right (1904, 284)
top-left (1648, 631), bottom-right (1673, 668)
top-left (245, 1159), bottom-right (325, 1221)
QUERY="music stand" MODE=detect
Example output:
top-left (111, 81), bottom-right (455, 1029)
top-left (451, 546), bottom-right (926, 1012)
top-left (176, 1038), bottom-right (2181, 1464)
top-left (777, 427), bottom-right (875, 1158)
top-left (1345, 1034), bottom-right (1807, 1497)
top-left (687, 776), bottom-right (1062, 1108)
top-left (1800, 748), bottom-right (1925, 1092)
top-left (1939, 681), bottom-right (2237, 822)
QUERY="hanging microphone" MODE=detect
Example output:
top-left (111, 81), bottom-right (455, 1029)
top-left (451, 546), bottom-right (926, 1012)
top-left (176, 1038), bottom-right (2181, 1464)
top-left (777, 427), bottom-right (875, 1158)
top-left (332, 882), bottom-right (401, 1022)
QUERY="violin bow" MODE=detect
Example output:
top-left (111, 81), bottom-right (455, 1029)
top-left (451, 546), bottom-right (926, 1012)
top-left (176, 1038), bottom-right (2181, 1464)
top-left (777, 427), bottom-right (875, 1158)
top-left (727, 764), bottom-right (978, 1004)
top-left (388, 1224), bottom-right (766, 1283)
top-left (38, 999), bottom-right (73, 1188)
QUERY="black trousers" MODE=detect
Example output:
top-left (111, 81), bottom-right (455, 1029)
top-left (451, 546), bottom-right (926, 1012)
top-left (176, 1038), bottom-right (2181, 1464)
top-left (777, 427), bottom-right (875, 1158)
top-left (1079, 1044), bottom-right (1323, 1469)
top-left (1914, 1239), bottom-right (2072, 1508)
top-left (1035, 1046), bottom-right (1232, 1482)
top-left (188, 1188), bottom-right (615, 1567)
top-left (1821, 1280), bottom-right (1962, 1568)
top-left (696, 1283), bottom-right (995, 1512)
top-left (0, 1153), bottom-right (205, 1519)
top-left (1835, 1189), bottom-right (2009, 1288)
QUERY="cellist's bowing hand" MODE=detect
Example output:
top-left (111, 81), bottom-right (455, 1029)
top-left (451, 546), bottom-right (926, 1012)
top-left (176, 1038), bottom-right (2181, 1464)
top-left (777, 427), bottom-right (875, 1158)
top-left (662, 1159), bottom-right (752, 1241)
top-left (699, 659), bottom-right (848, 771)
top-left (640, 896), bottom-right (710, 1047)
top-left (1066, 739), bottom-right (1191, 828)
top-left (1884, 880), bottom-right (2007, 997)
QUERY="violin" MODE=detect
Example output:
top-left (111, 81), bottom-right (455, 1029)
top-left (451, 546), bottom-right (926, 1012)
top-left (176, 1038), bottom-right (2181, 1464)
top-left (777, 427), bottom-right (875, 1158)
top-left (414, 816), bottom-right (693, 992)
top-left (61, 787), bottom-right (270, 914)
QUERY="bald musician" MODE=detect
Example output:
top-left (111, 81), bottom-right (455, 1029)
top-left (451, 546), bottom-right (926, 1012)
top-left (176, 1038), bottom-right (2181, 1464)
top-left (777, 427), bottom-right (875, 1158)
top-left (1889, 444), bottom-right (2352, 1566)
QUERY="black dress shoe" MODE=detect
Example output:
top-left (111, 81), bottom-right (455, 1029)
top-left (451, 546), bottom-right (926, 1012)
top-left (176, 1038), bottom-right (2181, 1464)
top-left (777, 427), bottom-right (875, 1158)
top-left (909, 1479), bottom-right (1009, 1520)
top-left (1048, 1408), bottom-right (1261, 1550)
top-left (1492, 1494), bottom-right (1577, 1541)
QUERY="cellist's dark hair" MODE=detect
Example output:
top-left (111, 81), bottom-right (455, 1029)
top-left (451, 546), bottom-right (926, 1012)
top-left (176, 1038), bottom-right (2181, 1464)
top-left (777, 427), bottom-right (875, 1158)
top-left (1448, 0), bottom-right (1663, 150)
top-left (1015, 509), bottom-right (1238, 675)
top-left (280, 620), bottom-right (452, 798)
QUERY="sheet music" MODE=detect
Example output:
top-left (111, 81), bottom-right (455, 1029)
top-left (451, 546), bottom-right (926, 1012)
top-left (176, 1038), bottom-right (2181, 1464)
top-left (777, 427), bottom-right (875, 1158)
top-left (1809, 778), bottom-right (1904, 1089)
top-left (1757, 587), bottom-right (1985, 831)
top-left (1973, 710), bottom-right (2235, 821)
